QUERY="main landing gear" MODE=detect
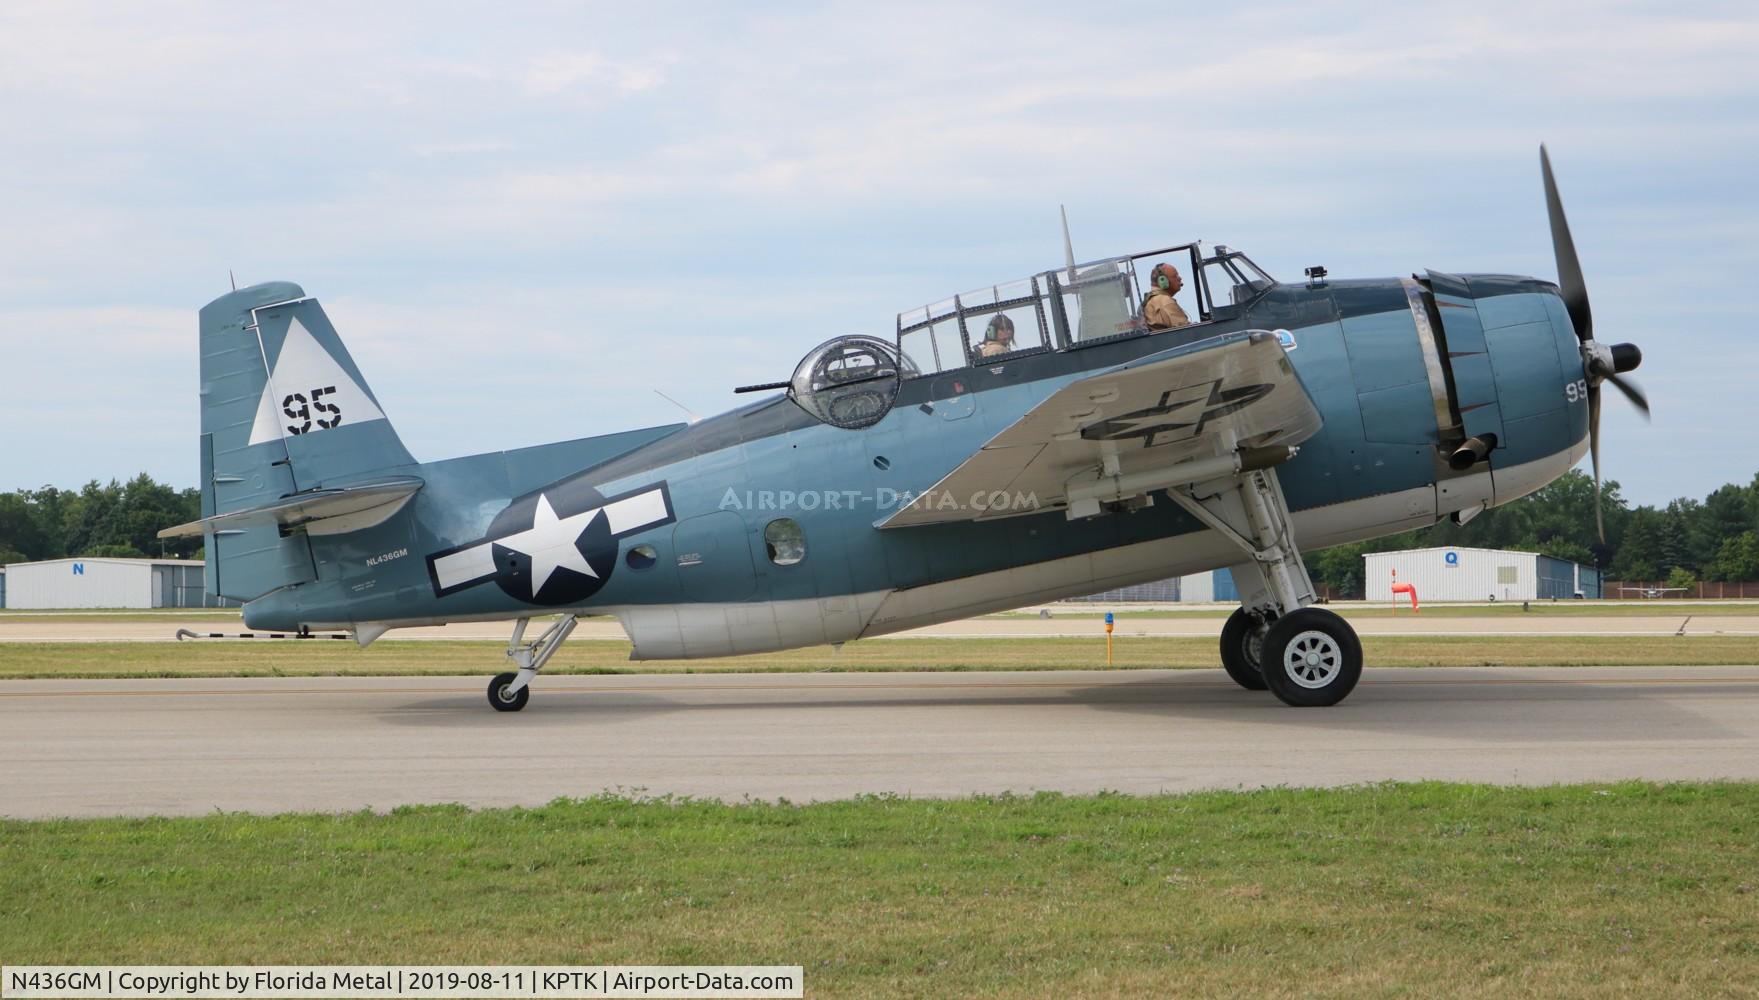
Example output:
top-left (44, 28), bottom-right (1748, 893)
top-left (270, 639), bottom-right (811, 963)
top-left (1166, 466), bottom-right (1363, 707)
top-left (488, 615), bottom-right (579, 712)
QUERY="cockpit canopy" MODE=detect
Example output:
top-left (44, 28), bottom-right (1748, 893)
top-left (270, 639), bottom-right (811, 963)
top-left (896, 242), bottom-right (1272, 376)
top-left (776, 242), bottom-right (1273, 431)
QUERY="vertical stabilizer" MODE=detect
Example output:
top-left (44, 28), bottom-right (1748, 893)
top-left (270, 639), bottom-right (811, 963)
top-left (197, 283), bottom-right (415, 601)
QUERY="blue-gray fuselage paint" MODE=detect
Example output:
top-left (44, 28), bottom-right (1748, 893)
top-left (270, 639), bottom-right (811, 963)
top-left (226, 272), bottom-right (1585, 633)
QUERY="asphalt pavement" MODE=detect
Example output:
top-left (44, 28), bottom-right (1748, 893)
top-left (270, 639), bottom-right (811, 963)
top-left (5, 666), bottom-right (1758, 818)
top-left (2, 614), bottom-right (1753, 641)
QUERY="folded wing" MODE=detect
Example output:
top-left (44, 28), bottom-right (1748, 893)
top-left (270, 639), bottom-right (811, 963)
top-left (879, 329), bottom-right (1321, 527)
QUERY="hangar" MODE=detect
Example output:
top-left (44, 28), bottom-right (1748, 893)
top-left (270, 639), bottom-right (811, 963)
top-left (1067, 569), bottom-right (1237, 604)
top-left (1364, 547), bottom-right (1601, 603)
top-left (0, 557), bottom-right (236, 609)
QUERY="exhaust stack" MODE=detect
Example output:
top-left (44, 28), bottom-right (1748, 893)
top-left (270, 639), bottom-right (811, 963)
top-left (1447, 433), bottom-right (1498, 471)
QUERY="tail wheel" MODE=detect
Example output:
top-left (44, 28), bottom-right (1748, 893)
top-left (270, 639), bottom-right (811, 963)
top-left (1261, 608), bottom-right (1362, 707)
top-left (1219, 608), bottom-right (1268, 691)
top-left (488, 672), bottom-right (530, 712)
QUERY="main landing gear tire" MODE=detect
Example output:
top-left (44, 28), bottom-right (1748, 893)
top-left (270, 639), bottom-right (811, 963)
top-left (1219, 608), bottom-right (1269, 691)
top-left (488, 671), bottom-right (530, 712)
top-left (1260, 608), bottom-right (1362, 707)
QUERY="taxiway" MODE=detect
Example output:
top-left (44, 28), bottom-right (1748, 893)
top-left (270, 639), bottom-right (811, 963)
top-left (4, 666), bottom-right (1758, 818)
top-left (2, 614), bottom-right (1753, 642)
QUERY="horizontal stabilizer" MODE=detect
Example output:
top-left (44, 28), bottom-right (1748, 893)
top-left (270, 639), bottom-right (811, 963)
top-left (159, 477), bottom-right (424, 539)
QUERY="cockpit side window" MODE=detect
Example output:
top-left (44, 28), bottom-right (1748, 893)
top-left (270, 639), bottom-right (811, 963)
top-left (897, 277), bottom-right (1054, 374)
top-left (1060, 261), bottom-right (1139, 342)
top-left (895, 244), bottom-right (1271, 369)
top-left (965, 278), bottom-right (1049, 362)
top-left (969, 303), bottom-right (1043, 360)
top-left (1128, 248), bottom-right (1203, 330)
top-left (897, 306), bottom-right (961, 375)
top-left (1198, 250), bottom-right (1274, 321)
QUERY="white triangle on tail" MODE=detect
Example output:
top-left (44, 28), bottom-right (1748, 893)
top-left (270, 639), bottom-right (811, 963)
top-left (248, 317), bottom-right (386, 446)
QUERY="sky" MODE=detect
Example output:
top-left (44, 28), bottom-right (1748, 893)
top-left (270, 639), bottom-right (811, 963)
top-left (1, 1), bottom-right (1754, 507)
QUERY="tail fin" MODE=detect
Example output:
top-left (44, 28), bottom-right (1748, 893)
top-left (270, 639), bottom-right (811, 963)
top-left (197, 282), bottom-right (415, 601)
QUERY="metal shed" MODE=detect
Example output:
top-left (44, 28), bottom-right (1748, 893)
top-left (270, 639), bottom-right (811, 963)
top-left (0, 558), bottom-right (235, 609)
top-left (1065, 568), bottom-right (1239, 604)
top-left (1364, 547), bottom-right (1599, 603)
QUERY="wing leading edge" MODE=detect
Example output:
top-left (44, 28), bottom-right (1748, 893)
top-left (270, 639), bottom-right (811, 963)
top-left (878, 329), bottom-right (1322, 528)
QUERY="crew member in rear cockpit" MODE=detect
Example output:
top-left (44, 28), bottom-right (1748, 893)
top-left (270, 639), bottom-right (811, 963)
top-left (978, 314), bottom-right (1017, 358)
top-left (1143, 263), bottom-right (1191, 330)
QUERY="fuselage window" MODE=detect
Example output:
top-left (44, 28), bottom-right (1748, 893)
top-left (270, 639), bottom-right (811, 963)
top-left (764, 518), bottom-right (806, 566)
top-left (626, 544), bottom-right (658, 570)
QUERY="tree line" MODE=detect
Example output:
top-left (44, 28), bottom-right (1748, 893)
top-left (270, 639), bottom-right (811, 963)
top-left (1, 470), bottom-right (1756, 596)
top-left (0, 475), bottom-right (202, 564)
top-left (1309, 469), bottom-right (1759, 598)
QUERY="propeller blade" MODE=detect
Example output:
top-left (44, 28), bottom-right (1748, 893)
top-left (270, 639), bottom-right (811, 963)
top-left (1605, 373), bottom-right (1650, 419)
top-left (1590, 384), bottom-right (1603, 543)
top-left (1541, 144), bottom-right (1593, 343)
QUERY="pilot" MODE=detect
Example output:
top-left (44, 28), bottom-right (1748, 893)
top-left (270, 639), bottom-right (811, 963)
top-left (1143, 263), bottom-right (1192, 330)
top-left (978, 314), bottom-right (1017, 358)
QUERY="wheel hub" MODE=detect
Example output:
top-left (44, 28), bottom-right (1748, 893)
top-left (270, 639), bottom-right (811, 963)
top-left (1283, 630), bottom-right (1341, 689)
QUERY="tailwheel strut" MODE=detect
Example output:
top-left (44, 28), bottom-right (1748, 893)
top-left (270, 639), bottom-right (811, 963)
top-left (488, 615), bottom-right (579, 712)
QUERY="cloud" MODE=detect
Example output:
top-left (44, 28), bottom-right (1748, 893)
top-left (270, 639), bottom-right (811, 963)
top-left (0, 1), bottom-right (1753, 506)
top-left (523, 50), bottom-right (674, 97)
top-left (410, 140), bottom-right (515, 157)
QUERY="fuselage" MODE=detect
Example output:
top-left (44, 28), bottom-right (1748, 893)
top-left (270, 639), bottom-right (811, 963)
top-left (245, 269), bottom-right (1589, 657)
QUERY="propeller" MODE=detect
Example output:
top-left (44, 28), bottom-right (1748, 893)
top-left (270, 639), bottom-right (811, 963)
top-left (1539, 145), bottom-right (1648, 542)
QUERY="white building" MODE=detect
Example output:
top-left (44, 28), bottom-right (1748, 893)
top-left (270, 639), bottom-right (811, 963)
top-left (1364, 547), bottom-right (1601, 603)
top-left (1065, 569), bottom-right (1237, 604)
top-left (0, 558), bottom-right (235, 609)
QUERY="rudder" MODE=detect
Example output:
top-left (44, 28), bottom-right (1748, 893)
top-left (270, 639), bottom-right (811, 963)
top-left (197, 282), bottom-right (415, 601)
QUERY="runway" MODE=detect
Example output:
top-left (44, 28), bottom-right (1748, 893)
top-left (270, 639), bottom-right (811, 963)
top-left (5, 666), bottom-right (1759, 818)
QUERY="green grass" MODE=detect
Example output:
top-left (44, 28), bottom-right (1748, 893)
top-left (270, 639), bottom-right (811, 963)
top-left (0, 635), bottom-right (1756, 679)
top-left (1013, 602), bottom-right (1759, 619)
top-left (3, 784), bottom-right (1755, 998)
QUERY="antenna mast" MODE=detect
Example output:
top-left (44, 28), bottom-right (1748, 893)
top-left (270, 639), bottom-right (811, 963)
top-left (652, 388), bottom-right (701, 424)
top-left (1060, 204), bottom-right (1077, 280)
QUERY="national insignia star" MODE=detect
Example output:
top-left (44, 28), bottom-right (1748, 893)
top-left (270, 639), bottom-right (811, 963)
top-left (492, 493), bottom-right (602, 593)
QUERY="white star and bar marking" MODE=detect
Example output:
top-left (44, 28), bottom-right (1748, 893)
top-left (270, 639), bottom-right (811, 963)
top-left (496, 493), bottom-right (601, 593)
top-left (429, 486), bottom-right (672, 597)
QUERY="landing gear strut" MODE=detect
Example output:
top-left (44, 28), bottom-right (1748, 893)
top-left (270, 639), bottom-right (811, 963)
top-left (1167, 466), bottom-right (1363, 706)
top-left (488, 615), bottom-right (578, 712)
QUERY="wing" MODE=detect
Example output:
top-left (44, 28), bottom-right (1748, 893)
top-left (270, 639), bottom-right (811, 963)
top-left (879, 329), bottom-right (1321, 528)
